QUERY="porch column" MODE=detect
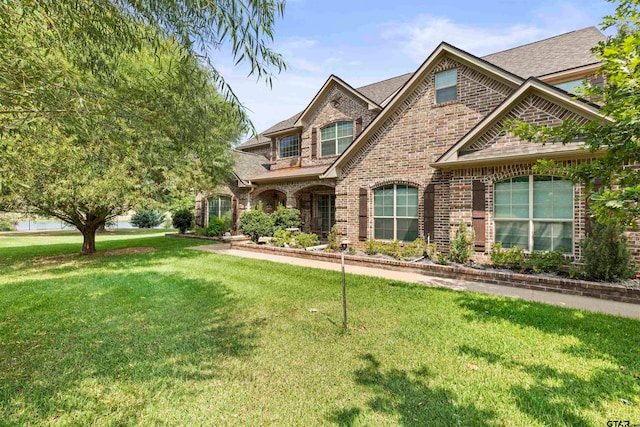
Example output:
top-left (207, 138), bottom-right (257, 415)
top-left (285, 191), bottom-right (296, 209)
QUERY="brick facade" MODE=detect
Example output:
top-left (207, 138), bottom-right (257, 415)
top-left (336, 57), bottom-right (516, 249)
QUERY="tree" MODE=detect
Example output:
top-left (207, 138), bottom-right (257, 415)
top-left (0, 1), bottom-right (286, 254)
top-left (510, 0), bottom-right (640, 226)
top-left (0, 24), bottom-right (243, 253)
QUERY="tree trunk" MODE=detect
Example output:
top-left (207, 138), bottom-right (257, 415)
top-left (81, 226), bottom-right (98, 255)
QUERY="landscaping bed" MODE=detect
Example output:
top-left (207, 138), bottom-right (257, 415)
top-left (231, 241), bottom-right (640, 304)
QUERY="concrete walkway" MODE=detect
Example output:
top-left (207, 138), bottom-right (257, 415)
top-left (193, 244), bottom-right (640, 320)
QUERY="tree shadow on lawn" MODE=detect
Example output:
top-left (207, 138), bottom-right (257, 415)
top-left (0, 270), bottom-right (259, 424)
top-left (458, 345), bottom-right (639, 426)
top-left (328, 354), bottom-right (496, 426)
top-left (456, 294), bottom-right (640, 425)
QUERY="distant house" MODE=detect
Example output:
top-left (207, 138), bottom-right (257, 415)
top-left (197, 27), bottom-right (636, 262)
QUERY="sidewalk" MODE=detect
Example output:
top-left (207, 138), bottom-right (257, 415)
top-left (193, 244), bottom-right (640, 320)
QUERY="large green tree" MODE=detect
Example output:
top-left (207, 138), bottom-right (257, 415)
top-left (0, 1), bottom-right (286, 254)
top-left (511, 0), bottom-right (640, 226)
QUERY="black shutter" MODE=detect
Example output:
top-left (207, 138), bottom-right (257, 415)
top-left (311, 128), bottom-right (317, 159)
top-left (472, 180), bottom-right (486, 252)
top-left (424, 184), bottom-right (435, 242)
top-left (355, 117), bottom-right (363, 137)
top-left (358, 188), bottom-right (368, 241)
top-left (231, 197), bottom-right (238, 232)
top-left (271, 137), bottom-right (277, 162)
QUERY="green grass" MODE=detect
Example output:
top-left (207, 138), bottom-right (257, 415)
top-left (0, 231), bottom-right (638, 426)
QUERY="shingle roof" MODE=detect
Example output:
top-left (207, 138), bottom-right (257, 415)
top-left (355, 72), bottom-right (413, 104)
top-left (238, 27), bottom-right (605, 151)
top-left (249, 164), bottom-right (329, 183)
top-left (482, 27), bottom-right (605, 78)
top-left (232, 150), bottom-right (270, 184)
top-left (236, 74), bottom-right (411, 150)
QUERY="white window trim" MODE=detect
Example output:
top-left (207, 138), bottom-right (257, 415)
top-left (208, 195), bottom-right (232, 222)
top-left (320, 121), bottom-right (353, 157)
top-left (278, 134), bottom-right (300, 159)
top-left (373, 184), bottom-right (419, 241)
top-left (494, 175), bottom-right (575, 253)
top-left (435, 69), bottom-right (457, 104)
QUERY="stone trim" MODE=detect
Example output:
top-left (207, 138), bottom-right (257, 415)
top-left (231, 242), bottom-right (640, 304)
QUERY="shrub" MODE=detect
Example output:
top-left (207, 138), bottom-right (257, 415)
top-left (130, 209), bottom-right (165, 228)
top-left (272, 228), bottom-right (293, 247)
top-left (293, 232), bottom-right (320, 248)
top-left (205, 216), bottom-right (230, 237)
top-left (364, 239), bottom-right (381, 255)
top-left (0, 214), bottom-right (17, 231)
top-left (524, 250), bottom-right (569, 274)
top-left (449, 221), bottom-right (475, 264)
top-left (239, 202), bottom-right (274, 242)
top-left (490, 243), bottom-right (525, 270)
top-left (581, 221), bottom-right (635, 281)
top-left (172, 209), bottom-right (194, 234)
top-left (327, 225), bottom-right (340, 250)
top-left (272, 205), bottom-right (301, 231)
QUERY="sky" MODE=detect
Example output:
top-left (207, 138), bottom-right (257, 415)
top-left (214, 0), bottom-right (616, 140)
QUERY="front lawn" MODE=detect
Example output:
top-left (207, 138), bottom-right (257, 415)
top-left (0, 232), bottom-right (638, 426)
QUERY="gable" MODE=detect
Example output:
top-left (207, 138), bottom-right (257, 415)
top-left (321, 42), bottom-right (524, 179)
top-left (434, 80), bottom-right (605, 168)
top-left (337, 55), bottom-right (518, 178)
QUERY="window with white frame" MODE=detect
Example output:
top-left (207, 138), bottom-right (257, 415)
top-left (494, 176), bottom-right (573, 252)
top-left (554, 78), bottom-right (585, 94)
top-left (374, 184), bottom-right (419, 241)
top-left (320, 121), bottom-right (353, 156)
top-left (278, 134), bottom-right (300, 158)
top-left (435, 69), bottom-right (457, 104)
top-left (208, 195), bottom-right (232, 224)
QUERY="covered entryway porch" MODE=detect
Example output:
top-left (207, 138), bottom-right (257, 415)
top-left (294, 185), bottom-right (336, 237)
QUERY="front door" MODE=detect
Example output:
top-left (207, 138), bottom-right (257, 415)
top-left (315, 194), bottom-right (336, 234)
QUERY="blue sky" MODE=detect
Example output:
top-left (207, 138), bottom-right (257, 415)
top-left (216, 0), bottom-right (616, 138)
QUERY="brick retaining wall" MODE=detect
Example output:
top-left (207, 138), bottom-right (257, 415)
top-left (231, 242), bottom-right (640, 305)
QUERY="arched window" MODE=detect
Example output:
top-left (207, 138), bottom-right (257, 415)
top-left (494, 176), bottom-right (573, 252)
top-left (320, 121), bottom-right (353, 156)
top-left (374, 184), bottom-right (419, 241)
top-left (208, 195), bottom-right (232, 224)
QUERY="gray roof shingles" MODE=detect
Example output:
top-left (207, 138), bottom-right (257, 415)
top-left (237, 26), bottom-right (604, 151)
top-left (482, 27), bottom-right (605, 78)
top-left (231, 150), bottom-right (270, 184)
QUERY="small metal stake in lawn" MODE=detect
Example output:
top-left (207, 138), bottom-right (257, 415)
top-left (341, 239), bottom-right (350, 331)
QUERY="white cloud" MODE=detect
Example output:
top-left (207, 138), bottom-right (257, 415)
top-left (379, 3), bottom-right (607, 63)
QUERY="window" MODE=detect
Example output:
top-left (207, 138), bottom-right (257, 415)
top-left (494, 176), bottom-right (573, 252)
top-left (555, 78), bottom-right (585, 94)
top-left (435, 69), bottom-right (457, 104)
top-left (315, 194), bottom-right (336, 233)
top-left (320, 121), bottom-right (353, 156)
top-left (374, 184), bottom-right (419, 241)
top-left (278, 134), bottom-right (299, 158)
top-left (208, 195), bottom-right (232, 224)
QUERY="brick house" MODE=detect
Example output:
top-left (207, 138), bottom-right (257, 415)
top-left (197, 27), bottom-right (637, 262)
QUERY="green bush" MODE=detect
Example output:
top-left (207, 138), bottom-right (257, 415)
top-left (205, 216), bottom-right (229, 237)
top-left (272, 205), bottom-right (301, 231)
top-left (327, 225), bottom-right (340, 250)
top-left (172, 209), bottom-right (194, 234)
top-left (364, 239), bottom-right (381, 255)
top-left (0, 217), bottom-right (17, 231)
top-left (364, 239), bottom-right (431, 260)
top-left (239, 202), bottom-right (274, 242)
top-left (524, 250), bottom-right (570, 274)
top-left (581, 221), bottom-right (635, 281)
top-left (130, 209), bottom-right (165, 228)
top-left (449, 221), bottom-right (475, 264)
top-left (293, 232), bottom-right (320, 248)
top-left (490, 243), bottom-right (525, 270)
top-left (272, 228), bottom-right (293, 247)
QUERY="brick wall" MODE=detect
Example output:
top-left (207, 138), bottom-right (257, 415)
top-left (335, 56), bottom-right (516, 249)
top-left (269, 83), bottom-right (377, 171)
